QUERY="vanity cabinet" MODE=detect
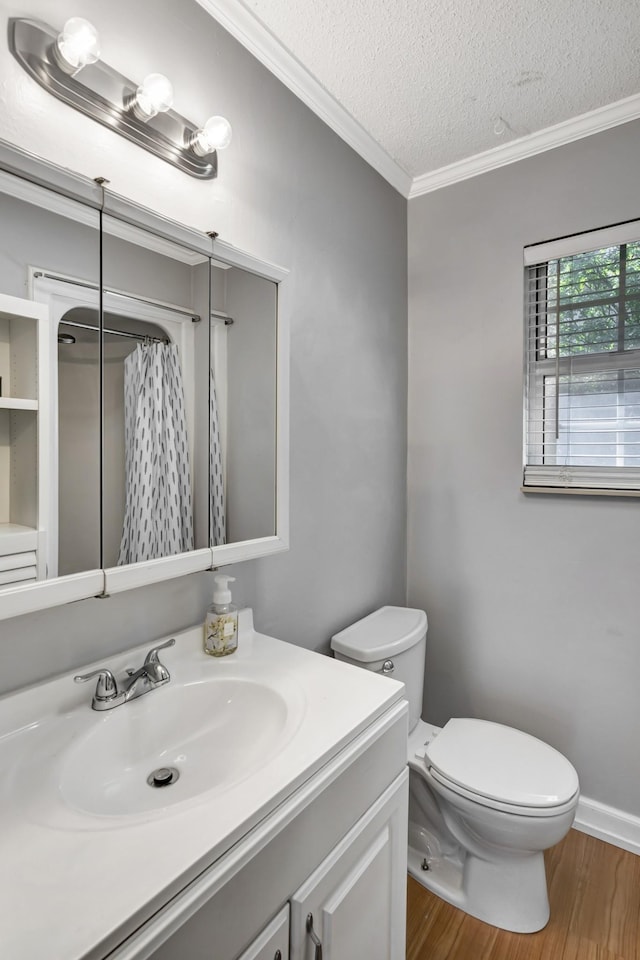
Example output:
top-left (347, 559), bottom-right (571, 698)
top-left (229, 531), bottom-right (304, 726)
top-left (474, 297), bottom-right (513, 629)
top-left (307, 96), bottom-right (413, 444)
top-left (289, 778), bottom-right (406, 960)
top-left (0, 292), bottom-right (48, 585)
top-left (237, 906), bottom-right (289, 960)
top-left (104, 700), bottom-right (408, 960)
top-left (0, 619), bottom-right (407, 958)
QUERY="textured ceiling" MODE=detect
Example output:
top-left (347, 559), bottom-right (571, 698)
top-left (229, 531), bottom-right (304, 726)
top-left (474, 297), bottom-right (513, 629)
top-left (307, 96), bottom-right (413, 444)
top-left (240, 0), bottom-right (640, 179)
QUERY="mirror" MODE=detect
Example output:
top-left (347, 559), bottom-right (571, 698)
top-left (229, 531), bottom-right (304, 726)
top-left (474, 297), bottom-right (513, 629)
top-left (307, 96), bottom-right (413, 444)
top-left (0, 173), bottom-right (101, 589)
top-left (0, 141), bottom-right (289, 618)
top-left (210, 261), bottom-right (278, 545)
top-left (100, 215), bottom-right (211, 571)
top-left (98, 213), bottom-right (286, 590)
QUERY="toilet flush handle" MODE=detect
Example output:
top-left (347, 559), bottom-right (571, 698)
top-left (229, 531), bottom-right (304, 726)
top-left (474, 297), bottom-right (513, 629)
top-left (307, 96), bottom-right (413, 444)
top-left (380, 659), bottom-right (395, 674)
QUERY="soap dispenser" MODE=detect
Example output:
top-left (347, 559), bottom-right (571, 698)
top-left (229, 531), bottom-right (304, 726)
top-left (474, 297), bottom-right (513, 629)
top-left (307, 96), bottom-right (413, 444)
top-left (204, 575), bottom-right (238, 657)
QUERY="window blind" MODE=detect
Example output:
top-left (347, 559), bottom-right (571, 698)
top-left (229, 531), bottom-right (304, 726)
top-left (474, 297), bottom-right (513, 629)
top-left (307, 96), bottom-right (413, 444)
top-left (524, 221), bottom-right (640, 491)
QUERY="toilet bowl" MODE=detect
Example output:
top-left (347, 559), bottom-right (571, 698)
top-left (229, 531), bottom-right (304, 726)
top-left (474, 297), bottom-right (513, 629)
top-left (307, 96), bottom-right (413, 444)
top-left (331, 606), bottom-right (580, 933)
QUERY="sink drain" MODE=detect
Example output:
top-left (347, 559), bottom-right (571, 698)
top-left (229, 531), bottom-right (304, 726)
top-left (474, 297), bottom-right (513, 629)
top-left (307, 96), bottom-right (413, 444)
top-left (147, 766), bottom-right (180, 788)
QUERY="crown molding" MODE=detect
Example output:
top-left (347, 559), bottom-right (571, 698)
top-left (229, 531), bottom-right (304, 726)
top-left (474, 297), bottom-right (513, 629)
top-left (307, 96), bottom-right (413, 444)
top-left (194, 2), bottom-right (640, 201)
top-left (409, 92), bottom-right (640, 199)
top-left (195, 0), bottom-right (413, 197)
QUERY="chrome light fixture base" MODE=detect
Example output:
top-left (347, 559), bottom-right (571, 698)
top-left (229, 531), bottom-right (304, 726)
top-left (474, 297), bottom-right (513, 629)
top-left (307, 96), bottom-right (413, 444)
top-left (9, 18), bottom-right (218, 180)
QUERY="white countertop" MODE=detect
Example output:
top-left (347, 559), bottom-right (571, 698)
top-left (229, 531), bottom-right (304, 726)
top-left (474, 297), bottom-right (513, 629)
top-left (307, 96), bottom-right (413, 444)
top-left (0, 611), bottom-right (405, 960)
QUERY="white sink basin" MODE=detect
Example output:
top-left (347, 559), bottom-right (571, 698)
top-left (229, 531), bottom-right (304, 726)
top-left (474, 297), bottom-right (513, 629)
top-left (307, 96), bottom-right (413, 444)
top-left (2, 643), bottom-right (307, 829)
top-left (58, 676), bottom-right (299, 817)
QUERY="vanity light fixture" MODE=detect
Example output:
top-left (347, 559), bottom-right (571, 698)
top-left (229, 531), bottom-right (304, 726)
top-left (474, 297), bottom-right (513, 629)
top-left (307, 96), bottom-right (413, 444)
top-left (9, 17), bottom-right (232, 180)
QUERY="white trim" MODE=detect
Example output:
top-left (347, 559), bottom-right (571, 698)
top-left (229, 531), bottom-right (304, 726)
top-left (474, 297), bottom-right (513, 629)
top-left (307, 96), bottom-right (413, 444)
top-left (409, 92), bottom-right (640, 198)
top-left (0, 169), bottom-right (205, 266)
top-left (574, 795), bottom-right (640, 856)
top-left (0, 169), bottom-right (97, 229)
top-left (194, 0), bottom-right (413, 197)
top-left (0, 569), bottom-right (104, 621)
top-left (211, 238), bottom-right (289, 283)
top-left (0, 397), bottom-right (38, 410)
top-left (274, 267), bottom-right (290, 553)
top-left (211, 534), bottom-right (288, 566)
top-left (523, 465), bottom-right (640, 492)
top-left (522, 485), bottom-right (640, 498)
top-left (104, 548), bottom-right (213, 594)
top-left (104, 217), bottom-right (208, 266)
top-left (524, 219), bottom-right (640, 266)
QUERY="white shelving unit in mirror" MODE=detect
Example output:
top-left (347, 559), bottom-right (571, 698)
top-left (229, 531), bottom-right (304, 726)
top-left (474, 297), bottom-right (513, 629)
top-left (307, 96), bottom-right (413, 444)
top-left (0, 292), bottom-right (48, 587)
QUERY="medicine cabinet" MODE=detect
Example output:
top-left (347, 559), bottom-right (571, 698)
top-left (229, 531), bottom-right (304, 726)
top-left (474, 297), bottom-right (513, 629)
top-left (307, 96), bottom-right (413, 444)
top-left (0, 140), bottom-right (289, 620)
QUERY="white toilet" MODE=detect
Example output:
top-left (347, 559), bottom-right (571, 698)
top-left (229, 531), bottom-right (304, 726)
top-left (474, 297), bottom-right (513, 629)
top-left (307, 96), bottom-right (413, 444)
top-left (331, 606), bottom-right (579, 933)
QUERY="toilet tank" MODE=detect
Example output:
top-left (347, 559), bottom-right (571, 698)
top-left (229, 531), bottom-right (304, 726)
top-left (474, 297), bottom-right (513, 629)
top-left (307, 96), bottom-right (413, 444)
top-left (330, 606), bottom-right (427, 732)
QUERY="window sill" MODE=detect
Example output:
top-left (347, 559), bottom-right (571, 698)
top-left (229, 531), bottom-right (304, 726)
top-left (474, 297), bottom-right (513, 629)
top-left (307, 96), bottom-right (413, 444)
top-left (521, 486), bottom-right (640, 499)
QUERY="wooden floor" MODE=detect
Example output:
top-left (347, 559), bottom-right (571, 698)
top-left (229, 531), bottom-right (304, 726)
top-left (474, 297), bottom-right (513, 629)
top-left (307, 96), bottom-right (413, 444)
top-left (407, 829), bottom-right (640, 959)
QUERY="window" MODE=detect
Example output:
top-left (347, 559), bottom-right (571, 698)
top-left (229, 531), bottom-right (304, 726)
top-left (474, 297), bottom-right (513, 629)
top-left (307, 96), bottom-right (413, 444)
top-left (524, 221), bottom-right (640, 492)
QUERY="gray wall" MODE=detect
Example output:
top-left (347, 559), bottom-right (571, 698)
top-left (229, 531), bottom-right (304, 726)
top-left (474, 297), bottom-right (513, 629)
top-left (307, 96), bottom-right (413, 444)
top-left (408, 119), bottom-right (640, 816)
top-left (0, 0), bottom-right (407, 692)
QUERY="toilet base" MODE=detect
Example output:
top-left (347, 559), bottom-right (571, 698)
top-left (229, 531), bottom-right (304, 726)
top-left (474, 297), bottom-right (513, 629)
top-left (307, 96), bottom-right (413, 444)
top-left (408, 837), bottom-right (550, 933)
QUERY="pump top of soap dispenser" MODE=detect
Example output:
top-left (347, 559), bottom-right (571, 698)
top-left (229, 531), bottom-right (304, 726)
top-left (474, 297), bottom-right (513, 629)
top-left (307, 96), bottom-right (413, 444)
top-left (213, 574), bottom-right (235, 605)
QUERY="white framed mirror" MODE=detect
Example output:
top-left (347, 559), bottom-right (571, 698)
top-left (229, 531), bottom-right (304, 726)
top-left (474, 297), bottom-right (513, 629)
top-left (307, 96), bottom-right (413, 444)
top-left (0, 141), bottom-right (290, 620)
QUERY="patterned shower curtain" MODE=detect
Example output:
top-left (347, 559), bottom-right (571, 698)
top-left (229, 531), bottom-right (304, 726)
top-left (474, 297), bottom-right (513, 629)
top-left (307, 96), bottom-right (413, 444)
top-left (210, 369), bottom-right (226, 546)
top-left (118, 342), bottom-right (194, 564)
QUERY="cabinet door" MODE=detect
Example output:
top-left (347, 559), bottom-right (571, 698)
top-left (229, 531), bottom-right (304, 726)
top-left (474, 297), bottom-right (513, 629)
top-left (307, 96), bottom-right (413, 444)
top-left (290, 770), bottom-right (408, 960)
top-left (146, 903), bottom-right (289, 960)
top-left (237, 905), bottom-right (289, 960)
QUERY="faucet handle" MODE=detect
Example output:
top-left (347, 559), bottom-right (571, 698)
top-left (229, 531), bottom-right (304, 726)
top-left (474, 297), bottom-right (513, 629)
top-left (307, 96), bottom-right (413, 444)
top-left (74, 668), bottom-right (119, 702)
top-left (143, 638), bottom-right (175, 684)
top-left (144, 638), bottom-right (176, 665)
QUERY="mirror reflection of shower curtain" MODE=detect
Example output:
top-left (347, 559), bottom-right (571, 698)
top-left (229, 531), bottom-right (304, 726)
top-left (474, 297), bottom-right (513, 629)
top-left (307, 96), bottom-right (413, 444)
top-left (118, 343), bottom-right (194, 564)
top-left (210, 370), bottom-right (226, 546)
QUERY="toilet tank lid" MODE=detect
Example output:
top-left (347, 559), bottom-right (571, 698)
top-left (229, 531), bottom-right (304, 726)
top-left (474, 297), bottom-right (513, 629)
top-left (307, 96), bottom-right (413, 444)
top-left (330, 606), bottom-right (427, 662)
top-left (425, 718), bottom-right (580, 808)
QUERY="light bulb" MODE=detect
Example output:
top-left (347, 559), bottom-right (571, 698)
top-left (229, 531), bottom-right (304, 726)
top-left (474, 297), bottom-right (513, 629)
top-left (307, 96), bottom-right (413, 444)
top-left (132, 74), bottom-right (174, 121)
top-left (191, 116), bottom-right (232, 156)
top-left (54, 17), bottom-right (100, 76)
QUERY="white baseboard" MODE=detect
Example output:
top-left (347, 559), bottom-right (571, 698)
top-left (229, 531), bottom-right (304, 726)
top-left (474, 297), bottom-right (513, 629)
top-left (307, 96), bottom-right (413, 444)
top-left (574, 795), bottom-right (640, 856)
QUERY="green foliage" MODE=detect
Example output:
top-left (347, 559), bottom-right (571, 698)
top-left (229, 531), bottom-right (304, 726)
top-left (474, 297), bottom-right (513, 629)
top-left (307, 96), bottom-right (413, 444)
top-left (544, 242), bottom-right (640, 358)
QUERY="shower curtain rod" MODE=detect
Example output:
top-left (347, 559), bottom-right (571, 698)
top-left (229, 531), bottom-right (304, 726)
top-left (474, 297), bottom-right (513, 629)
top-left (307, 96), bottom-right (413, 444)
top-left (33, 270), bottom-right (200, 322)
top-left (34, 271), bottom-right (234, 325)
top-left (59, 318), bottom-right (169, 344)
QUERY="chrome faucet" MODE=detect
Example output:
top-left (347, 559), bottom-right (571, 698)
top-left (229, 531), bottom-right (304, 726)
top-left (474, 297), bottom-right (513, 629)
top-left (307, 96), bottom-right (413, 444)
top-left (74, 638), bottom-right (176, 711)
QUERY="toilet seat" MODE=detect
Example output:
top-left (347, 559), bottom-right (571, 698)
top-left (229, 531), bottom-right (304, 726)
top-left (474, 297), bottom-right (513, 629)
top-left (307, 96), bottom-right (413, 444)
top-left (426, 767), bottom-right (579, 817)
top-left (424, 718), bottom-right (579, 814)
